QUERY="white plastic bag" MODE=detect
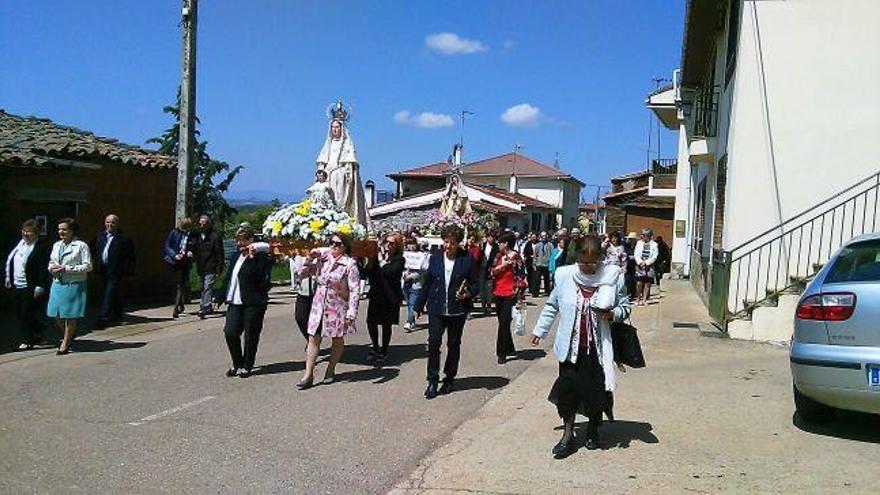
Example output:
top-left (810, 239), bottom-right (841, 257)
top-left (512, 305), bottom-right (527, 336)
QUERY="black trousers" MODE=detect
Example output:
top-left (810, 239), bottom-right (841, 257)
top-left (494, 296), bottom-right (516, 358)
top-left (224, 304), bottom-right (267, 370)
top-left (368, 322), bottom-right (393, 355)
top-left (294, 294), bottom-right (313, 341)
top-left (14, 288), bottom-right (43, 345)
top-left (173, 266), bottom-right (191, 310)
top-left (536, 266), bottom-right (551, 295)
top-left (426, 314), bottom-right (466, 383)
top-left (526, 263), bottom-right (538, 297)
top-left (99, 275), bottom-right (123, 321)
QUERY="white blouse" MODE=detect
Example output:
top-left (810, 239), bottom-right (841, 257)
top-left (49, 239), bottom-right (93, 283)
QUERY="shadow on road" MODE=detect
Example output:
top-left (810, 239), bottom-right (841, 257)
top-left (68, 339), bottom-right (147, 353)
top-left (341, 343), bottom-right (426, 368)
top-left (553, 419), bottom-right (659, 450)
top-left (515, 349), bottom-right (547, 361)
top-left (334, 366), bottom-right (400, 384)
top-left (453, 375), bottom-right (509, 392)
top-left (792, 411), bottom-right (880, 444)
top-left (253, 360), bottom-right (306, 377)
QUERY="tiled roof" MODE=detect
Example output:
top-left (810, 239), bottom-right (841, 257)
top-left (387, 160), bottom-right (450, 178)
top-left (388, 152), bottom-right (582, 184)
top-left (467, 183), bottom-right (559, 210)
top-left (610, 170), bottom-right (650, 182)
top-left (0, 110), bottom-right (176, 169)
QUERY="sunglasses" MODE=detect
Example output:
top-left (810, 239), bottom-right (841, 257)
top-left (383, 239), bottom-right (395, 245)
top-left (330, 240), bottom-right (344, 247)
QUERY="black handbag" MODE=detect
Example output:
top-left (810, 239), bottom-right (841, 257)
top-left (611, 320), bottom-right (646, 368)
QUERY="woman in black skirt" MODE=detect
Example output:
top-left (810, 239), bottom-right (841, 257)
top-left (364, 232), bottom-right (405, 363)
top-left (531, 236), bottom-right (631, 458)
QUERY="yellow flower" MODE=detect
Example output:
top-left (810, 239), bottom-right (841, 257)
top-left (309, 219), bottom-right (325, 232)
top-left (272, 220), bottom-right (283, 235)
top-left (338, 223), bottom-right (352, 235)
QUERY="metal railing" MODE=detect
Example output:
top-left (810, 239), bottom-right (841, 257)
top-left (651, 158), bottom-right (678, 175)
top-left (691, 88), bottom-right (719, 138)
top-left (720, 171), bottom-right (880, 324)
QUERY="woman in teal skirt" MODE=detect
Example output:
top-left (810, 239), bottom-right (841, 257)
top-left (47, 218), bottom-right (92, 355)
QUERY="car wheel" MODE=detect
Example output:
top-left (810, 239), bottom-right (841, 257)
top-left (793, 383), bottom-right (835, 423)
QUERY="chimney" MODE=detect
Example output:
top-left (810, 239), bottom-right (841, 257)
top-left (365, 180), bottom-right (376, 208)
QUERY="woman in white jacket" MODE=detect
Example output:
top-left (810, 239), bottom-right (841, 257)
top-left (46, 218), bottom-right (93, 355)
top-left (633, 228), bottom-right (659, 306)
top-left (531, 236), bottom-right (630, 458)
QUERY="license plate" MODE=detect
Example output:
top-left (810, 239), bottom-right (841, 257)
top-left (869, 365), bottom-right (880, 388)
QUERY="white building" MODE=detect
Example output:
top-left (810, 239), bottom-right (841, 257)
top-left (649, 0), bottom-right (880, 339)
top-left (378, 152), bottom-right (584, 232)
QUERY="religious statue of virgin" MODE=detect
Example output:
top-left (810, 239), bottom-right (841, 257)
top-left (315, 100), bottom-right (369, 228)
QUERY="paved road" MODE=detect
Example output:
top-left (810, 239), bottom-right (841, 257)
top-left (0, 290), bottom-right (547, 493)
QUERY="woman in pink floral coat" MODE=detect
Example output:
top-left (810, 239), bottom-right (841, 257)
top-left (295, 233), bottom-right (361, 389)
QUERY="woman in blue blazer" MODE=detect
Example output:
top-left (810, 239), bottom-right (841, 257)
top-left (415, 225), bottom-right (478, 399)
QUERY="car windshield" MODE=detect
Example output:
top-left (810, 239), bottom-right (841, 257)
top-left (825, 239), bottom-right (880, 283)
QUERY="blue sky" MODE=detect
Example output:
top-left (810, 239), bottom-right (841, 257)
top-left (1, 0), bottom-right (685, 201)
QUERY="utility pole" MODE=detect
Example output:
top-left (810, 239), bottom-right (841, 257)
top-left (176, 0), bottom-right (198, 221)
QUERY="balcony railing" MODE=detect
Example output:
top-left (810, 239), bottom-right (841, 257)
top-left (691, 88), bottom-right (718, 138)
top-left (651, 158), bottom-right (678, 175)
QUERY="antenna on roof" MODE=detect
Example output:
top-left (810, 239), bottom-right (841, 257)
top-left (459, 110), bottom-right (474, 150)
top-left (554, 152), bottom-right (560, 169)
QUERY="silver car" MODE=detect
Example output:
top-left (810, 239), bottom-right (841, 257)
top-left (790, 233), bottom-right (880, 422)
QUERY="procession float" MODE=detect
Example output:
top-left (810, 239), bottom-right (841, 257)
top-left (262, 100), bottom-right (375, 257)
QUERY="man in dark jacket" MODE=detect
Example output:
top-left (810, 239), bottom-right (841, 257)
top-left (195, 214), bottom-right (225, 319)
top-left (478, 231), bottom-right (499, 315)
top-left (92, 214), bottom-right (136, 328)
top-left (415, 225), bottom-right (479, 399)
top-left (4, 219), bottom-right (50, 349)
top-left (215, 225), bottom-right (272, 377)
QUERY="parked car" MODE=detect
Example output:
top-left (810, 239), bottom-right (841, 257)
top-left (790, 234), bottom-right (880, 422)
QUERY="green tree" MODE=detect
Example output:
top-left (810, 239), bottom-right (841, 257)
top-left (147, 90), bottom-right (243, 225)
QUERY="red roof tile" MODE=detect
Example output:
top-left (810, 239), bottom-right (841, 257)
top-left (467, 182), bottom-right (559, 210)
top-left (388, 152), bottom-right (582, 184)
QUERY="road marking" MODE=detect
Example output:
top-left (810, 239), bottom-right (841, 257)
top-left (127, 396), bottom-right (216, 426)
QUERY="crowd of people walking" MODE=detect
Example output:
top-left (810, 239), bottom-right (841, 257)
top-left (3, 216), bottom-right (664, 455)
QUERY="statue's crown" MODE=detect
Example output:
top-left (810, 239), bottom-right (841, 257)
top-left (330, 100), bottom-right (350, 122)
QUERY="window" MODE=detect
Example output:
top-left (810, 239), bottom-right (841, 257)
top-left (531, 213), bottom-right (541, 232)
top-left (826, 240), bottom-right (880, 283)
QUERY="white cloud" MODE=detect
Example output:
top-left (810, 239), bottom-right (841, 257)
top-left (502, 39), bottom-right (515, 51)
top-left (425, 32), bottom-right (488, 55)
top-left (393, 110), bottom-right (455, 129)
top-left (500, 103), bottom-right (544, 128)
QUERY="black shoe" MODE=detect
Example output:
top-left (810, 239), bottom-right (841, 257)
top-left (497, 356), bottom-right (506, 365)
top-left (424, 381), bottom-right (439, 399)
top-left (239, 368), bottom-right (252, 378)
top-left (55, 348), bottom-right (70, 356)
top-left (552, 437), bottom-right (577, 459)
top-left (198, 311), bottom-right (206, 320)
top-left (225, 368), bottom-right (239, 377)
top-left (172, 308), bottom-right (180, 319)
top-left (585, 436), bottom-right (600, 450)
top-left (296, 378), bottom-right (314, 390)
top-left (439, 379), bottom-right (454, 395)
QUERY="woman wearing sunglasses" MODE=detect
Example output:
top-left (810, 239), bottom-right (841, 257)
top-left (363, 232), bottom-right (405, 363)
top-left (531, 236), bottom-right (630, 457)
top-left (296, 233), bottom-right (361, 389)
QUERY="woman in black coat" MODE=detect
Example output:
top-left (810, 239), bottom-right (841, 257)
top-left (364, 232), bottom-right (405, 363)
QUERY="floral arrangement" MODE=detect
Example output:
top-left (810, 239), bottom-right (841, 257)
top-left (261, 199), bottom-right (368, 242)
top-left (422, 208), bottom-right (496, 236)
